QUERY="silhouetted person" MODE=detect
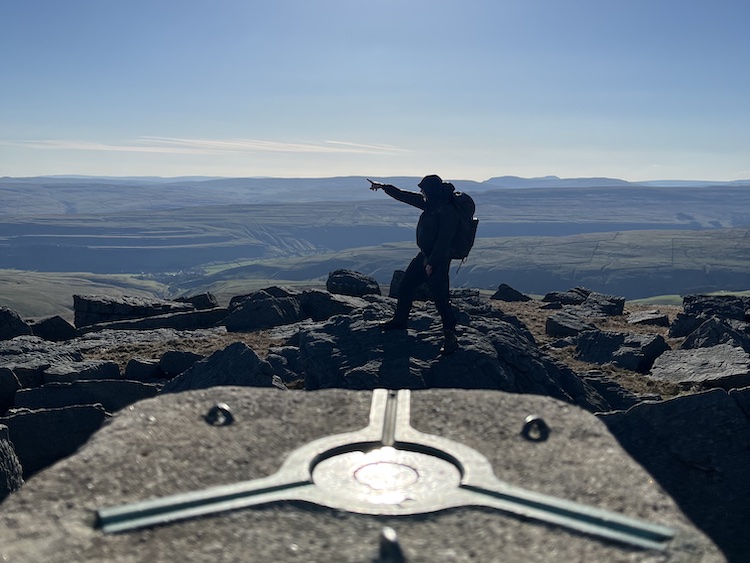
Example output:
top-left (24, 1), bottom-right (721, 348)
top-left (369, 175), bottom-right (459, 355)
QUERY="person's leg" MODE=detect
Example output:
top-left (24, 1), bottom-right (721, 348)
top-left (426, 260), bottom-right (459, 354)
top-left (426, 260), bottom-right (456, 331)
top-left (384, 253), bottom-right (426, 328)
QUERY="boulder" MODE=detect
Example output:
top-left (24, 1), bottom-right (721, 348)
top-left (0, 388), bottom-right (721, 561)
top-left (228, 286), bottom-right (301, 311)
top-left (0, 424), bottom-right (23, 502)
top-left (42, 360), bottom-right (120, 384)
top-left (14, 380), bottom-right (160, 413)
top-left (73, 294), bottom-right (194, 328)
top-left (224, 291), bottom-right (303, 332)
top-left (0, 403), bottom-right (107, 477)
top-left (0, 307), bottom-right (32, 341)
top-left (28, 315), bottom-right (77, 342)
top-left (298, 289), bottom-right (371, 322)
top-left (680, 317), bottom-right (750, 353)
top-left (648, 344), bottom-right (750, 390)
top-left (579, 292), bottom-right (625, 317)
top-left (159, 350), bottom-right (205, 378)
top-left (600, 388), bottom-right (750, 561)
top-left (576, 330), bottom-right (670, 373)
top-left (325, 269), bottom-right (381, 297)
top-left (160, 342), bottom-right (283, 394)
top-left (542, 287), bottom-right (590, 305)
top-left (490, 283), bottom-right (531, 302)
top-left (545, 311), bottom-right (596, 338)
top-left (627, 310), bottom-right (670, 327)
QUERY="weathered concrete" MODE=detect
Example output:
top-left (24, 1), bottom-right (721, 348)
top-left (0, 389), bottom-right (721, 562)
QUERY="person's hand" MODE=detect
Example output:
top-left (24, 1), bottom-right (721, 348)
top-left (425, 264), bottom-right (433, 276)
top-left (368, 179), bottom-right (384, 191)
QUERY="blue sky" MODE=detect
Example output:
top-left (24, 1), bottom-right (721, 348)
top-left (1, 0), bottom-right (748, 181)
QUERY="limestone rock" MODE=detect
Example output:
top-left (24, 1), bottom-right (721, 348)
top-left (649, 344), bottom-right (750, 390)
top-left (28, 315), bottom-right (77, 342)
top-left (42, 360), bottom-right (120, 384)
top-left (125, 358), bottom-right (164, 381)
top-left (576, 330), bottom-right (669, 373)
top-left (325, 269), bottom-right (381, 297)
top-left (76, 307), bottom-right (229, 334)
top-left (158, 350), bottom-right (204, 378)
top-left (0, 424), bottom-right (23, 502)
top-left (545, 310), bottom-right (596, 338)
top-left (14, 380), bottom-right (160, 413)
top-left (0, 368), bottom-right (21, 414)
top-left (0, 307), bottom-right (32, 341)
top-left (298, 289), bottom-right (372, 322)
top-left (627, 310), bottom-right (670, 327)
top-left (542, 287), bottom-right (590, 305)
top-left (73, 294), bottom-right (194, 328)
top-left (490, 283), bottom-right (531, 302)
top-left (160, 342), bottom-right (281, 394)
top-left (0, 389), bottom-right (722, 562)
top-left (224, 291), bottom-right (303, 332)
top-left (680, 317), bottom-right (750, 353)
top-left (0, 403), bottom-right (107, 477)
top-left (600, 388), bottom-right (750, 561)
top-left (175, 292), bottom-right (218, 310)
top-left (683, 294), bottom-right (750, 321)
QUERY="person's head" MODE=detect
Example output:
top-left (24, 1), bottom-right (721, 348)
top-left (418, 174), bottom-right (444, 202)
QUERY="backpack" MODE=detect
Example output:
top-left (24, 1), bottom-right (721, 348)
top-left (448, 190), bottom-right (479, 260)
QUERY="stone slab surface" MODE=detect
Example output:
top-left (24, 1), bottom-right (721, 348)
top-left (0, 389), bottom-right (722, 562)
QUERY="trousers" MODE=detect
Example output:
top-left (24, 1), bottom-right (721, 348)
top-left (393, 252), bottom-right (456, 331)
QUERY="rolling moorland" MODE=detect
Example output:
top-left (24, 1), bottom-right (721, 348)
top-left (1, 175), bottom-right (749, 319)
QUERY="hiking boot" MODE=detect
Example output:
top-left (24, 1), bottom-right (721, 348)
top-left (380, 319), bottom-right (407, 331)
top-left (440, 329), bottom-right (459, 355)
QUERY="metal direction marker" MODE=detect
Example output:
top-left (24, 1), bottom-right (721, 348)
top-left (96, 390), bottom-right (675, 550)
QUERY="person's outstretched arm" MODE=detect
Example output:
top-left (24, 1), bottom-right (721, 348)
top-left (369, 180), bottom-right (426, 210)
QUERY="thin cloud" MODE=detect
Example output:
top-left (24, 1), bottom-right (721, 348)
top-left (2, 137), bottom-right (409, 156)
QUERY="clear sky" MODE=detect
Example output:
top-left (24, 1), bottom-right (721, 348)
top-left (1, 0), bottom-right (748, 181)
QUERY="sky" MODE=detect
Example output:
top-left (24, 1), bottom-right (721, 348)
top-left (1, 0), bottom-right (748, 181)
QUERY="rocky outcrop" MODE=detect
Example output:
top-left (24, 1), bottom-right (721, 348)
top-left (601, 388), bottom-right (750, 562)
top-left (73, 294), bottom-right (194, 328)
top-left (0, 307), bottom-right (32, 341)
top-left (326, 268), bottom-right (381, 297)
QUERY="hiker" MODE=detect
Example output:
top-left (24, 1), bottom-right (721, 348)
top-left (369, 175), bottom-right (459, 355)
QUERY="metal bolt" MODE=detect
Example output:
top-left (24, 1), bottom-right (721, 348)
top-left (204, 403), bottom-right (234, 426)
top-left (521, 415), bottom-right (550, 442)
top-left (377, 526), bottom-right (406, 563)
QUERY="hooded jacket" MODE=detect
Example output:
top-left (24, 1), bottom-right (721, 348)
top-left (382, 182), bottom-right (459, 266)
